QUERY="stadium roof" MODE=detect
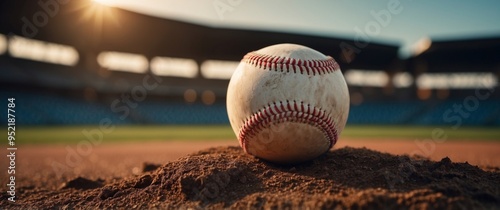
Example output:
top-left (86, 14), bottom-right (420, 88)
top-left (3, 1), bottom-right (497, 93)
top-left (409, 36), bottom-right (500, 73)
top-left (0, 0), bottom-right (400, 71)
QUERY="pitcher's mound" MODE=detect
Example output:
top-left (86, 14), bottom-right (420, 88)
top-left (6, 146), bottom-right (500, 209)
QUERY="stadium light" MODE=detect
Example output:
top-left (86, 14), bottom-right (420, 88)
top-left (350, 92), bottom-right (364, 105)
top-left (184, 89), bottom-right (197, 103)
top-left (8, 35), bottom-right (79, 66)
top-left (344, 69), bottom-right (389, 87)
top-left (393, 72), bottom-right (413, 88)
top-left (97, 51), bottom-right (148, 73)
top-left (411, 37), bottom-right (432, 57)
top-left (0, 34), bottom-right (6, 55)
top-left (417, 73), bottom-right (497, 89)
top-left (201, 60), bottom-right (240, 79)
top-left (417, 88), bottom-right (432, 100)
top-left (202, 90), bottom-right (216, 105)
top-left (151, 57), bottom-right (198, 78)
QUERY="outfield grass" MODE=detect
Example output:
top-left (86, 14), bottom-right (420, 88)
top-left (17, 125), bottom-right (236, 144)
top-left (15, 125), bottom-right (500, 144)
top-left (342, 125), bottom-right (500, 141)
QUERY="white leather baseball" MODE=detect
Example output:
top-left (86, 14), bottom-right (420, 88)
top-left (226, 43), bottom-right (349, 164)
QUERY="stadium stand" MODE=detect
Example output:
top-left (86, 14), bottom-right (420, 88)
top-left (1, 88), bottom-right (498, 126)
top-left (0, 1), bottom-right (498, 127)
top-left (0, 90), bottom-right (132, 125)
top-left (412, 100), bottom-right (500, 126)
top-left (136, 101), bottom-right (228, 124)
top-left (348, 101), bottom-right (424, 124)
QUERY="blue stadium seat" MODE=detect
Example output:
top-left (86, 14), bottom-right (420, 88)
top-left (1, 90), bottom-right (497, 126)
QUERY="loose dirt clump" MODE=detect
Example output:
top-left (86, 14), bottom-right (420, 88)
top-left (2, 146), bottom-right (499, 209)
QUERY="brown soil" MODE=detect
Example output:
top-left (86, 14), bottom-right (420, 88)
top-left (2, 146), bottom-right (499, 209)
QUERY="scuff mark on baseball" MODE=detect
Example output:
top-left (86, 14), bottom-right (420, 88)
top-left (226, 43), bottom-right (349, 164)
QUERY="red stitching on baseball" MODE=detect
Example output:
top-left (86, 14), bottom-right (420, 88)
top-left (242, 52), bottom-right (340, 75)
top-left (239, 101), bottom-right (338, 153)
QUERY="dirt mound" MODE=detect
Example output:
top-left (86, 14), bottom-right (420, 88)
top-left (3, 146), bottom-right (500, 209)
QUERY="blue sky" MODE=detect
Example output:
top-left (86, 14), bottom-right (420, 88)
top-left (97, 0), bottom-right (500, 55)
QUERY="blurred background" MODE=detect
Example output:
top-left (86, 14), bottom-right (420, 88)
top-left (0, 0), bottom-right (499, 142)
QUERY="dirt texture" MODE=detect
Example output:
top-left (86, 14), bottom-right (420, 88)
top-left (2, 146), bottom-right (499, 209)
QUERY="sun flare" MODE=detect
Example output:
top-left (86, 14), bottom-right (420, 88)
top-left (91, 0), bottom-right (117, 6)
top-left (76, 0), bottom-right (119, 30)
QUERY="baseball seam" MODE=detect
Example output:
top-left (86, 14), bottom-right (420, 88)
top-left (242, 52), bottom-right (340, 75)
top-left (239, 100), bottom-right (338, 153)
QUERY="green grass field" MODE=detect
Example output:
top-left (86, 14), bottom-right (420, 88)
top-left (15, 125), bottom-right (500, 144)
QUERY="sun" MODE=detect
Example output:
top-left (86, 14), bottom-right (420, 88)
top-left (66, 0), bottom-right (121, 36)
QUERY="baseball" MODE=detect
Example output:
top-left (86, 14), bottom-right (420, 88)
top-left (226, 43), bottom-right (349, 164)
